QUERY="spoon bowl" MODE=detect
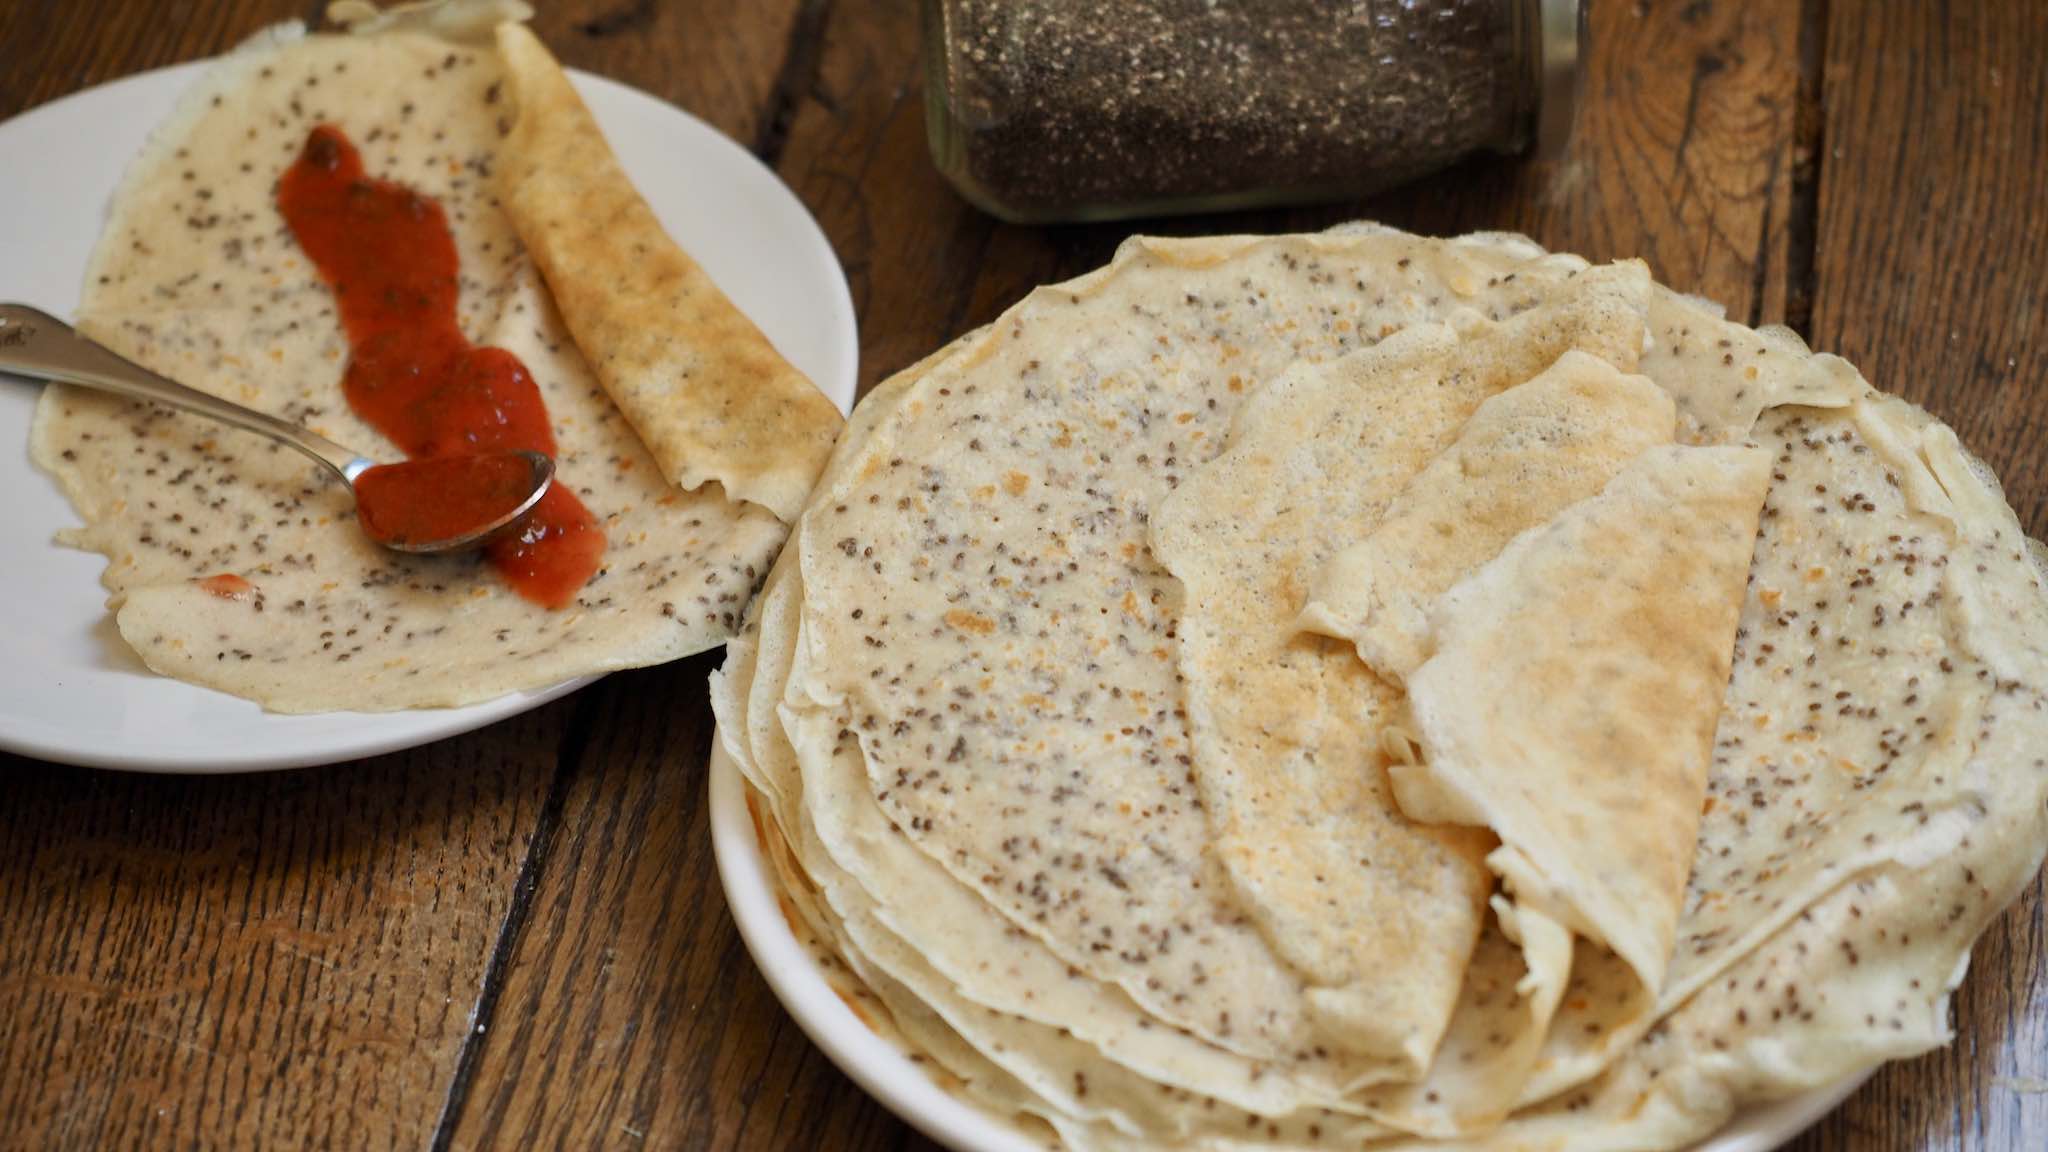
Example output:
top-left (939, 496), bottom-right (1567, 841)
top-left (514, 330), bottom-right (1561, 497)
top-left (0, 303), bottom-right (553, 556)
top-left (353, 450), bottom-right (555, 553)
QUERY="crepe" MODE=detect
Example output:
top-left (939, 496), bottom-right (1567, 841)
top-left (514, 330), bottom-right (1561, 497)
top-left (1365, 399), bottom-right (2048, 1152)
top-left (787, 227), bottom-right (1643, 1088)
top-left (1399, 441), bottom-right (1768, 989)
top-left (1379, 445), bottom-right (1767, 1119)
top-left (1147, 320), bottom-right (1496, 1078)
top-left (710, 223), bottom-right (2048, 1152)
top-left (1639, 286), bottom-right (1865, 444)
top-left (495, 23), bottom-right (842, 522)
top-left (1305, 281), bottom-right (1863, 683)
top-left (812, 394), bottom-right (2048, 1152)
top-left (1291, 278), bottom-right (1886, 1115)
top-left (722, 371), bottom-right (1391, 1139)
top-left (1298, 351), bottom-right (1677, 681)
top-left (30, 21), bottom-right (784, 710)
top-left (732, 378), bottom-right (1410, 1150)
top-left (1146, 266), bottom-right (1651, 1103)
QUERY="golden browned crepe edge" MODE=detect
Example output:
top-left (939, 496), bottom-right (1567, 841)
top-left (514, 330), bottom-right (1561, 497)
top-left (494, 22), bottom-right (842, 522)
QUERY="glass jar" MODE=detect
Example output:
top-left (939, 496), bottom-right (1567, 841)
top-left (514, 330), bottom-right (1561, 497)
top-left (922, 0), bottom-right (1584, 223)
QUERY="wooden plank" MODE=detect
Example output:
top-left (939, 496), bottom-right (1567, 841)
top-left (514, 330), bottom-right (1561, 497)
top-left (524, 0), bottom-right (803, 145)
top-left (0, 0), bottom-right (307, 116)
top-left (771, 0), bottom-right (994, 390)
top-left (0, 703), bottom-right (571, 1150)
top-left (446, 658), bottom-right (921, 1150)
top-left (1789, 4), bottom-right (2048, 1151)
top-left (1376, 0), bottom-right (1807, 323)
top-left (1807, 1), bottom-right (2048, 533)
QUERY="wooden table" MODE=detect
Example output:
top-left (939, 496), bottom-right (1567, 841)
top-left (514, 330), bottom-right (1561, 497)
top-left (1, 2), bottom-right (2041, 1149)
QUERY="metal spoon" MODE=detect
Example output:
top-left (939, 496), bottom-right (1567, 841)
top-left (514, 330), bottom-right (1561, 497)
top-left (0, 303), bottom-right (552, 555)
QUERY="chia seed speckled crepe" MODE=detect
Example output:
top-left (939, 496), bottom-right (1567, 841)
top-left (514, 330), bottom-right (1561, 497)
top-left (1146, 283), bottom-right (1674, 1134)
top-left (495, 23), bottom-right (843, 522)
top-left (1296, 349), bottom-right (1679, 682)
top-left (30, 19), bottom-right (786, 711)
top-left (714, 225), bottom-right (2048, 1150)
top-left (786, 229), bottom-right (1638, 1096)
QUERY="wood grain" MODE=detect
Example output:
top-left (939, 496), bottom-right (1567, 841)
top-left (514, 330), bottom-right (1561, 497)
top-left (1808, 0), bottom-right (2048, 534)
top-left (772, 0), bottom-right (996, 391)
top-left (523, 0), bottom-right (804, 145)
top-left (1790, 3), bottom-right (2048, 1150)
top-left (1377, 0), bottom-right (1808, 324)
top-left (445, 657), bottom-right (927, 1151)
top-left (0, 703), bottom-right (571, 1150)
top-left (0, 0), bottom-right (310, 115)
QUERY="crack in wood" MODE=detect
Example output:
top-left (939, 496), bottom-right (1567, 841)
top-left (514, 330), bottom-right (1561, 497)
top-left (751, 0), bottom-right (834, 166)
top-left (1784, 0), bottom-right (1830, 341)
top-left (1669, 48), bottom-right (1728, 185)
top-left (1749, 145), bottom-right (1782, 329)
top-left (427, 688), bottom-right (604, 1152)
top-left (577, 0), bottom-right (658, 40)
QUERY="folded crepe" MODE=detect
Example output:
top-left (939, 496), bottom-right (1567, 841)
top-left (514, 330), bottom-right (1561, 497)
top-left (1398, 440), bottom-right (1770, 987)
top-left (1298, 350), bottom-right (1679, 681)
top-left (1146, 265), bottom-right (1659, 1130)
top-left (1361, 393), bottom-right (2048, 1152)
top-left (496, 23), bottom-right (842, 522)
top-left (1294, 289), bottom-right (1877, 1108)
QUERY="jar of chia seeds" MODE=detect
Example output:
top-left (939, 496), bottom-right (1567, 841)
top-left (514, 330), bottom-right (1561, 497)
top-left (921, 0), bottom-right (1584, 223)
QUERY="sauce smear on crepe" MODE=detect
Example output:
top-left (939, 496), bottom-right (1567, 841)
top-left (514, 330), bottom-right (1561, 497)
top-left (198, 573), bottom-right (256, 601)
top-left (279, 125), bottom-right (602, 607)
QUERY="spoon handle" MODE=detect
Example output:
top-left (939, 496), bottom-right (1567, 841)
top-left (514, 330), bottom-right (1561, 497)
top-left (0, 303), bottom-right (373, 483)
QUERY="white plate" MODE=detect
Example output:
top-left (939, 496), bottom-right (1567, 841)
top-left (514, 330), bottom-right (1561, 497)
top-left (0, 64), bottom-right (858, 773)
top-left (709, 738), bottom-right (1873, 1152)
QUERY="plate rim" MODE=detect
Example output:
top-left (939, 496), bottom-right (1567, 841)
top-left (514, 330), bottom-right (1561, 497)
top-left (707, 733), bottom-right (1875, 1152)
top-left (0, 58), bottom-right (858, 774)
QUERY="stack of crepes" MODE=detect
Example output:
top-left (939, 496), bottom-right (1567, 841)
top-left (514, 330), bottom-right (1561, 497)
top-left (714, 225), bottom-right (2048, 1150)
top-left (31, 6), bottom-right (842, 711)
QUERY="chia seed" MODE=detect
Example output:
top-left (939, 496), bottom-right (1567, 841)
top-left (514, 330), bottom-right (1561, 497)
top-left (923, 0), bottom-right (1556, 221)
